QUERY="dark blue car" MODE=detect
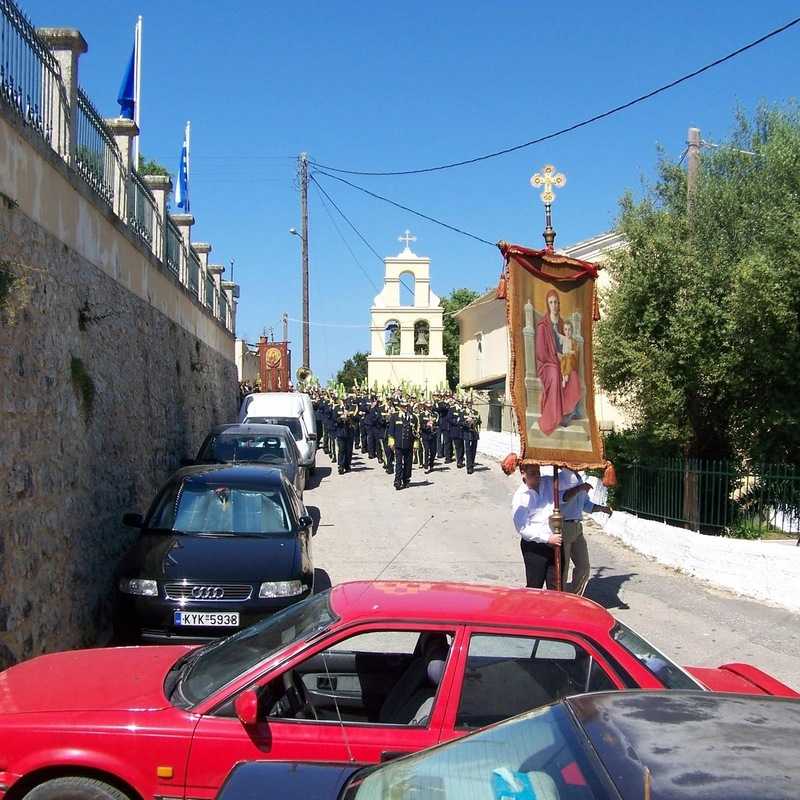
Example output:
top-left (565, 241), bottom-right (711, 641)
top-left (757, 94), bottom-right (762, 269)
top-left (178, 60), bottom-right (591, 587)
top-left (113, 465), bottom-right (314, 644)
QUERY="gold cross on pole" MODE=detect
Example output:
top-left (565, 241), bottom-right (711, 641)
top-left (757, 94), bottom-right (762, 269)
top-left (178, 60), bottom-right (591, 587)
top-left (530, 164), bottom-right (566, 204)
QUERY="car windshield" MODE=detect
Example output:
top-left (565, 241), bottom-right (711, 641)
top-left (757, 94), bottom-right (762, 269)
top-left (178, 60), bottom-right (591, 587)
top-left (246, 416), bottom-right (303, 441)
top-left (612, 621), bottom-right (702, 689)
top-left (179, 590), bottom-right (336, 705)
top-left (197, 433), bottom-right (293, 465)
top-left (343, 704), bottom-right (610, 800)
top-left (148, 482), bottom-right (292, 535)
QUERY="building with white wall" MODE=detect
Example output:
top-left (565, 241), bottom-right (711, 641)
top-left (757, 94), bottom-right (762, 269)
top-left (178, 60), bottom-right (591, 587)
top-left (367, 232), bottom-right (447, 389)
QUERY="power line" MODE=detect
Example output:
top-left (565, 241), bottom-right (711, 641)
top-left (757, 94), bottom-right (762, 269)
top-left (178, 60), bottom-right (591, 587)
top-left (310, 175), bottom-right (417, 296)
top-left (311, 174), bottom-right (496, 316)
top-left (309, 15), bottom-right (800, 177)
top-left (310, 175), bottom-right (387, 263)
top-left (313, 169), bottom-right (496, 247)
top-left (312, 180), bottom-right (380, 292)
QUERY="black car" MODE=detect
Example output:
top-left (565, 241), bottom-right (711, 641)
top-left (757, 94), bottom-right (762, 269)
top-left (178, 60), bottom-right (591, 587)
top-left (189, 423), bottom-right (306, 497)
top-left (216, 691), bottom-right (800, 800)
top-left (113, 465), bottom-right (315, 644)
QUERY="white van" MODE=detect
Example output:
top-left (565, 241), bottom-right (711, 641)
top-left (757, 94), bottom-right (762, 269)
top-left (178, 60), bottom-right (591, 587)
top-left (239, 392), bottom-right (317, 472)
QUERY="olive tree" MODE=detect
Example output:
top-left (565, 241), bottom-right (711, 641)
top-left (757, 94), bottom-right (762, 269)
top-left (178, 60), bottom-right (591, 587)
top-left (597, 104), bottom-right (800, 464)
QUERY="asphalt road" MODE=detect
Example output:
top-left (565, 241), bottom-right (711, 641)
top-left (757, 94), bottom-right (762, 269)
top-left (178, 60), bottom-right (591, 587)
top-left (307, 445), bottom-right (800, 690)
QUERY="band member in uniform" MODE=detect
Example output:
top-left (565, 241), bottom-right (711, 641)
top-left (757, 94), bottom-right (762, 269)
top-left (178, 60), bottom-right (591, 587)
top-left (383, 399), bottom-right (396, 474)
top-left (450, 402), bottom-right (465, 468)
top-left (462, 403), bottom-right (481, 474)
top-left (419, 403), bottom-right (439, 474)
top-left (333, 399), bottom-right (353, 474)
top-left (387, 400), bottom-right (415, 489)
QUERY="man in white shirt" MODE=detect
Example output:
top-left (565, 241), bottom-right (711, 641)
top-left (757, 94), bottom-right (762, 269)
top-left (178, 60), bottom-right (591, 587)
top-left (511, 464), bottom-right (563, 589)
top-left (559, 468), bottom-right (612, 595)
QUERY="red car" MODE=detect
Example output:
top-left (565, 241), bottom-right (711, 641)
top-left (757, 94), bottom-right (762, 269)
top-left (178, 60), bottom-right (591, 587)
top-left (0, 582), bottom-right (796, 800)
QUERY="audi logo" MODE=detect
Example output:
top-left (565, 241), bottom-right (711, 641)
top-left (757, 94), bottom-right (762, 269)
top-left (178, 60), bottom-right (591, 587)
top-left (191, 585), bottom-right (224, 599)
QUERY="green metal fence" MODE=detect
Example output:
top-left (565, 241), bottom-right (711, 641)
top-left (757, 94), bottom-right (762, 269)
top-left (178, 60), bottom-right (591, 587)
top-left (616, 459), bottom-right (800, 538)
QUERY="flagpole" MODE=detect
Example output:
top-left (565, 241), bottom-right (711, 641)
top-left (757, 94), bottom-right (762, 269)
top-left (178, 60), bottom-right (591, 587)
top-left (133, 16), bottom-right (142, 166)
top-left (186, 120), bottom-right (191, 211)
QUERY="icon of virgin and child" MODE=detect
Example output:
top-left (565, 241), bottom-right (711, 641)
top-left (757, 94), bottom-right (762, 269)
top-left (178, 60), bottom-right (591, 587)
top-left (535, 288), bottom-right (582, 436)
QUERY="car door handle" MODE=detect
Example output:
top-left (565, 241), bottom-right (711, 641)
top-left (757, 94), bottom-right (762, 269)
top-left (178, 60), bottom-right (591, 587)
top-left (317, 676), bottom-right (337, 691)
top-left (380, 751), bottom-right (411, 762)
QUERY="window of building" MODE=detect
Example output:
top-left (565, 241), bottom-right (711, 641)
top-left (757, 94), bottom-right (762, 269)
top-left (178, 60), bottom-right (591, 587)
top-left (384, 320), bottom-right (400, 355)
top-left (414, 320), bottom-right (430, 355)
top-left (399, 271), bottom-right (415, 307)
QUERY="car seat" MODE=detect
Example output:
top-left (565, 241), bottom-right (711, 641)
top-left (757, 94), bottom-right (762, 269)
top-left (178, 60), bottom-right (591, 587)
top-left (378, 632), bottom-right (449, 725)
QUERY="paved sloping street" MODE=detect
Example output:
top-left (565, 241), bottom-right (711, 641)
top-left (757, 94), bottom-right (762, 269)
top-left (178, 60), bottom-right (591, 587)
top-left (308, 447), bottom-right (800, 689)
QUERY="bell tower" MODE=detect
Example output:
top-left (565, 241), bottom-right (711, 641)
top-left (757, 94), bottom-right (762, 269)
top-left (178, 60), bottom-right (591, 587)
top-left (367, 232), bottom-right (447, 389)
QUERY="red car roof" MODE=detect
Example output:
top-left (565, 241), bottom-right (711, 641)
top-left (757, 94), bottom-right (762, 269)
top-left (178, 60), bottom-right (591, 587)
top-left (330, 581), bottom-right (616, 638)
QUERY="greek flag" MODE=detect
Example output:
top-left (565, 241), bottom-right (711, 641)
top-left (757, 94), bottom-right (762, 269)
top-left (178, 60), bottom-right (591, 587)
top-left (175, 122), bottom-right (190, 212)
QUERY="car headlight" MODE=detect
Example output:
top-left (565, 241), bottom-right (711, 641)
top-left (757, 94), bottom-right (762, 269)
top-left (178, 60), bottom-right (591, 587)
top-left (259, 580), bottom-right (306, 598)
top-left (118, 578), bottom-right (158, 597)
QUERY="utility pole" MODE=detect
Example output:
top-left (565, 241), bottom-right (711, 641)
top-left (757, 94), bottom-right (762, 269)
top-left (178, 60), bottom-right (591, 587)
top-left (282, 312), bottom-right (288, 343)
top-left (299, 152), bottom-right (310, 370)
top-left (686, 127), bottom-right (701, 209)
top-left (684, 126), bottom-right (701, 531)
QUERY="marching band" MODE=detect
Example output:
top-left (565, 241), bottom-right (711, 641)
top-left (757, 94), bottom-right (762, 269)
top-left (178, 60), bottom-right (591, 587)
top-left (309, 386), bottom-right (482, 489)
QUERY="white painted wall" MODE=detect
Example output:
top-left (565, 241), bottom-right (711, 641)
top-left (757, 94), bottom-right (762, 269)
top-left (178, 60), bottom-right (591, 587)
top-left (591, 510), bottom-right (800, 613)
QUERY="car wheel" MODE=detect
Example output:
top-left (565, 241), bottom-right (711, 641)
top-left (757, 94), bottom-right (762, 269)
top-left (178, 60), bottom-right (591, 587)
top-left (23, 777), bottom-right (131, 800)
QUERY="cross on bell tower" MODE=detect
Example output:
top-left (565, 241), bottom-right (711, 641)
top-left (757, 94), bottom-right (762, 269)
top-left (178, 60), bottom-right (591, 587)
top-left (530, 165), bottom-right (566, 251)
top-left (398, 229), bottom-right (417, 253)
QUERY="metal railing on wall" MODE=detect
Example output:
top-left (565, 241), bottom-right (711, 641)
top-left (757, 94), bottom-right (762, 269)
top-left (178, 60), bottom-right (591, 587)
top-left (616, 458), bottom-right (800, 540)
top-left (204, 273), bottom-right (214, 309)
top-left (217, 291), bottom-right (228, 328)
top-left (164, 217), bottom-right (182, 277)
top-left (74, 87), bottom-right (121, 207)
top-left (0, 0), bottom-right (68, 155)
top-left (126, 169), bottom-right (159, 246)
top-left (188, 249), bottom-right (200, 297)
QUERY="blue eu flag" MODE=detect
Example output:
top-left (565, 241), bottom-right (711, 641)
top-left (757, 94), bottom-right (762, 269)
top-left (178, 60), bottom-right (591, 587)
top-left (117, 43), bottom-right (135, 120)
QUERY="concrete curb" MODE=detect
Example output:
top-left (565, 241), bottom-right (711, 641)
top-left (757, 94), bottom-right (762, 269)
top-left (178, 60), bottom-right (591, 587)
top-left (590, 510), bottom-right (800, 613)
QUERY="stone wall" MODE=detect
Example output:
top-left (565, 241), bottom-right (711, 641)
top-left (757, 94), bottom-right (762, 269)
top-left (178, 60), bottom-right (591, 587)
top-left (0, 103), bottom-right (237, 669)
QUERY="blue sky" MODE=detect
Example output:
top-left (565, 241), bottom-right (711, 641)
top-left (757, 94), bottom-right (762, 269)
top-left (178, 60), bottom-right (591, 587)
top-left (23, 0), bottom-right (800, 380)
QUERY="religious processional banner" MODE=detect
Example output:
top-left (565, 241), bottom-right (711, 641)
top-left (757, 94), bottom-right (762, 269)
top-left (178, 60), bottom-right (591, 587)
top-left (498, 241), bottom-right (605, 469)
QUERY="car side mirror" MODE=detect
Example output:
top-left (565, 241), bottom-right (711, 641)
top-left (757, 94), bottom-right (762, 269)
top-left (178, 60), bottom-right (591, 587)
top-left (234, 688), bottom-right (260, 727)
top-left (307, 433), bottom-right (317, 441)
top-left (122, 512), bottom-right (144, 528)
top-left (298, 514), bottom-right (314, 531)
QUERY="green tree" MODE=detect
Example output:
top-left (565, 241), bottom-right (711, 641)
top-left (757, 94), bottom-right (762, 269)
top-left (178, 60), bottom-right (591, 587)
top-left (442, 287), bottom-right (480, 389)
top-left (336, 351), bottom-right (368, 388)
top-left (596, 104), bottom-right (800, 464)
top-left (137, 154), bottom-right (170, 177)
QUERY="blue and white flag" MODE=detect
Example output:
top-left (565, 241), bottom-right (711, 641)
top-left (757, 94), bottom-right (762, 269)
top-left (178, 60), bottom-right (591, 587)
top-left (175, 122), bottom-right (190, 212)
top-left (117, 43), bottom-right (135, 119)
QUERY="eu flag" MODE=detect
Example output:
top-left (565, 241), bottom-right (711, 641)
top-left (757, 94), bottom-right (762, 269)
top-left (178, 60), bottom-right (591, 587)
top-left (117, 43), bottom-right (135, 119)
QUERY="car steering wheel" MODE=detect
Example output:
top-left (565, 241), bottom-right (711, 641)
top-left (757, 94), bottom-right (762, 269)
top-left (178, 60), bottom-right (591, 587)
top-left (284, 670), bottom-right (318, 720)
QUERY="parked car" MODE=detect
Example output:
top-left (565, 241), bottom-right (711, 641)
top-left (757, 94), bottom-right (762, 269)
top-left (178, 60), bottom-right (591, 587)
top-left (189, 423), bottom-right (306, 496)
top-left (112, 465), bottom-right (314, 644)
top-left (1, 582), bottom-right (795, 800)
top-left (221, 692), bottom-right (800, 800)
top-left (239, 392), bottom-right (317, 473)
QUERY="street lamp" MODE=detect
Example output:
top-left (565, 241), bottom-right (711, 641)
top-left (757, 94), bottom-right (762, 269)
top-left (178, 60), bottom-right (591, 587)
top-left (289, 226), bottom-right (309, 369)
